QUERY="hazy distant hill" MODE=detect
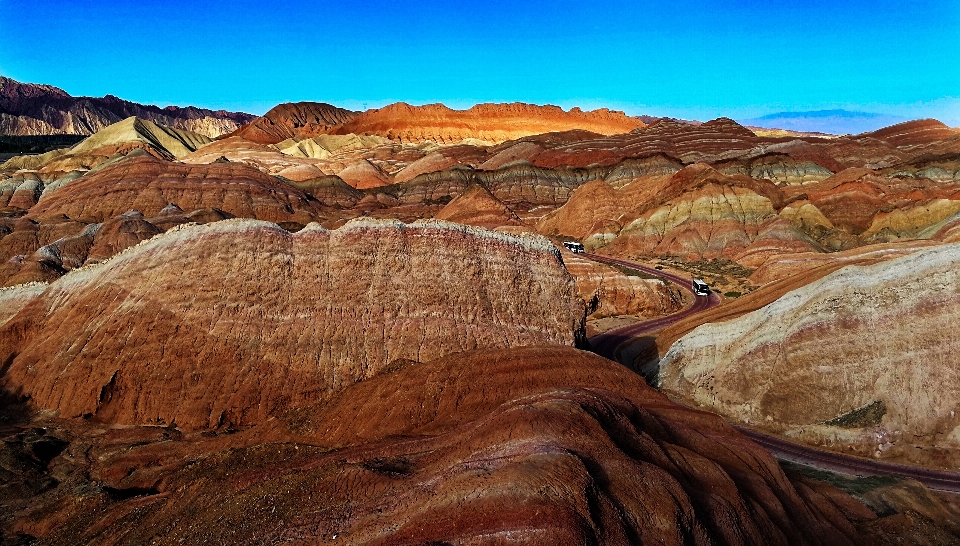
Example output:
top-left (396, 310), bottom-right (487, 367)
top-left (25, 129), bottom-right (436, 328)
top-left (740, 109), bottom-right (909, 135)
top-left (0, 76), bottom-right (256, 138)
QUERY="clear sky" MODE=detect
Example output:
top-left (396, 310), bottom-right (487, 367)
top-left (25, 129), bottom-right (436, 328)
top-left (1, 0), bottom-right (958, 124)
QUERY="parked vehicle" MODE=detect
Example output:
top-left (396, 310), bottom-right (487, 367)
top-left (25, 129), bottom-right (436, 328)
top-left (562, 241), bottom-right (585, 253)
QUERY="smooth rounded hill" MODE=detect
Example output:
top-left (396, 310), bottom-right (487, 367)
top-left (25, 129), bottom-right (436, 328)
top-left (332, 102), bottom-right (646, 144)
top-left (659, 242), bottom-right (960, 469)
top-left (859, 119), bottom-right (958, 147)
top-left (228, 101), bottom-right (358, 144)
top-left (68, 116), bottom-right (213, 159)
top-left (0, 218), bottom-right (586, 430)
top-left (27, 154), bottom-right (320, 224)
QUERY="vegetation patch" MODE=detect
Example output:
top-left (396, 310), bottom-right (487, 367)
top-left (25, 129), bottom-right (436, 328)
top-left (609, 263), bottom-right (660, 280)
top-left (780, 460), bottom-right (901, 496)
top-left (822, 400), bottom-right (887, 428)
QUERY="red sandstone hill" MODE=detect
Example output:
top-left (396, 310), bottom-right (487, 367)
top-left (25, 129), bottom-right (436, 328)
top-left (0, 76), bottom-right (255, 138)
top-left (0, 219), bottom-right (585, 429)
top-left (532, 117), bottom-right (763, 168)
top-left (226, 101), bottom-right (358, 144)
top-left (25, 153), bottom-right (320, 224)
top-left (4, 345), bottom-right (924, 544)
top-left (331, 102), bottom-right (647, 144)
top-left (858, 119), bottom-right (959, 147)
top-left (433, 183), bottom-right (523, 229)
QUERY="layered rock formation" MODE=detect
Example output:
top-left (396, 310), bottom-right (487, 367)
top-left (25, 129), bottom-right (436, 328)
top-left (858, 119), bottom-right (959, 147)
top-left (0, 76), bottom-right (254, 137)
top-left (531, 118), bottom-right (762, 168)
top-left (5, 346), bottom-right (906, 545)
top-left (659, 243), bottom-right (960, 468)
top-left (539, 164), bottom-right (822, 262)
top-left (0, 219), bottom-right (586, 429)
top-left (433, 183), bottom-right (522, 229)
top-left (332, 102), bottom-right (646, 144)
top-left (68, 116), bottom-right (212, 159)
top-left (227, 101), bottom-right (358, 144)
top-left (26, 154), bottom-right (319, 224)
top-left (563, 252), bottom-right (681, 319)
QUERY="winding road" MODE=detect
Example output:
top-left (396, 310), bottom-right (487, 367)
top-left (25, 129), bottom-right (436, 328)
top-left (584, 252), bottom-right (960, 493)
top-left (585, 253), bottom-right (719, 361)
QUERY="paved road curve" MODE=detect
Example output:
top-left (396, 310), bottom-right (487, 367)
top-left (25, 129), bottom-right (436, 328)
top-left (584, 252), bottom-right (960, 493)
top-left (585, 253), bottom-right (719, 361)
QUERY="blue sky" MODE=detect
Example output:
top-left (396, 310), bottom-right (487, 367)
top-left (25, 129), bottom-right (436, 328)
top-left (1, 0), bottom-right (958, 124)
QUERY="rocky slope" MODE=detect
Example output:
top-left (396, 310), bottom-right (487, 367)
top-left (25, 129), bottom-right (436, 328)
top-left (433, 183), bottom-right (522, 229)
top-left (332, 102), bottom-right (646, 144)
top-left (562, 251), bottom-right (682, 319)
top-left (539, 164), bottom-right (822, 263)
top-left (0, 219), bottom-right (586, 429)
top-left (68, 116), bottom-right (212, 159)
top-left (659, 243), bottom-right (960, 468)
top-left (0, 76), bottom-right (254, 137)
top-left (6, 346), bottom-right (922, 545)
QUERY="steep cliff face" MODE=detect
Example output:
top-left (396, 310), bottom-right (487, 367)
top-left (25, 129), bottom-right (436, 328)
top-left (659, 243), bottom-right (960, 468)
top-left (332, 102), bottom-right (646, 144)
top-left (0, 76), bottom-right (254, 137)
top-left (0, 219), bottom-right (586, 429)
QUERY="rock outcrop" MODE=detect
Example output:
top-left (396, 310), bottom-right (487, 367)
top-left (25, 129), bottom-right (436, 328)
top-left (335, 158), bottom-right (390, 189)
top-left (540, 164), bottom-right (821, 261)
top-left (537, 179), bottom-right (624, 240)
top-left (0, 76), bottom-right (254, 137)
top-left (0, 219), bottom-right (586, 429)
top-left (659, 243), bottom-right (960, 468)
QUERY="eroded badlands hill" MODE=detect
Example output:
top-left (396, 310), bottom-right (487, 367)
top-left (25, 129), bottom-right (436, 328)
top-left (227, 101), bottom-right (358, 144)
top-left (0, 218), bottom-right (586, 429)
top-left (5, 347), bottom-right (910, 545)
top-left (26, 153), bottom-right (319, 224)
top-left (659, 243), bottom-right (960, 469)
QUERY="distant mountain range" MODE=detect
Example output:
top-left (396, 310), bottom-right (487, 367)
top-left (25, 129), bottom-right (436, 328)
top-left (0, 76), bottom-right (256, 138)
top-left (740, 109), bottom-right (910, 135)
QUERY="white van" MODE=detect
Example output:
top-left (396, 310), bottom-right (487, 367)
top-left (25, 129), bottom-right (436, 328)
top-left (562, 241), bottom-right (585, 253)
